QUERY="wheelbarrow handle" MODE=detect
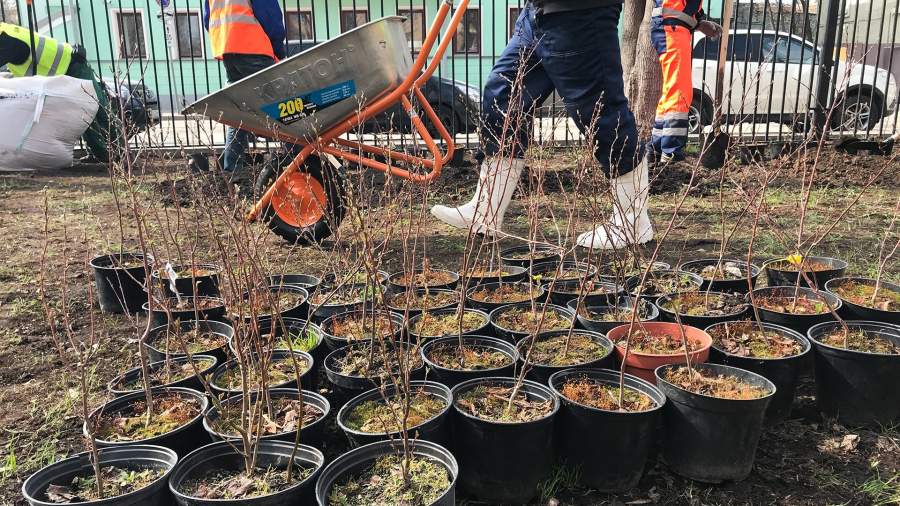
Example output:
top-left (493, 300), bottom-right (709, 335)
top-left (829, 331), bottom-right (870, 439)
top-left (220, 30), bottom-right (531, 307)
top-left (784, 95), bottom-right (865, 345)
top-left (418, 0), bottom-right (470, 86)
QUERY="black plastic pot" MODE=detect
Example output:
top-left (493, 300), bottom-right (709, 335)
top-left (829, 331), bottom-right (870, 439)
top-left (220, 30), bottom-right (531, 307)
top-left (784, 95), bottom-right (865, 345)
top-left (203, 388), bottom-right (330, 446)
top-left (308, 283), bottom-right (378, 323)
top-left (407, 308), bottom-right (492, 341)
top-left (209, 350), bottom-right (315, 396)
top-left (252, 317), bottom-right (324, 379)
top-left (543, 279), bottom-right (624, 307)
top-left (321, 269), bottom-right (388, 286)
top-left (750, 286), bottom-right (842, 334)
top-left (152, 263), bottom-right (221, 298)
top-left (807, 321), bottom-right (900, 427)
top-left (517, 330), bottom-right (614, 385)
top-left (465, 281), bottom-right (545, 313)
top-left (460, 264), bottom-right (527, 287)
top-left (319, 309), bottom-right (403, 351)
top-left (107, 354), bottom-right (218, 397)
top-left (387, 268), bottom-right (460, 292)
top-left (22, 445), bottom-right (177, 506)
top-left (489, 302), bottom-right (574, 344)
top-left (599, 260), bottom-right (670, 284)
top-left (678, 258), bottom-right (761, 293)
top-left (548, 368), bottom-right (665, 492)
top-left (450, 377), bottom-right (559, 504)
top-left (314, 439), bottom-right (457, 506)
top-left (89, 387), bottom-right (209, 457)
top-left (656, 291), bottom-right (750, 328)
top-left (420, 335), bottom-right (518, 387)
top-left (265, 273), bottom-right (322, 293)
top-left (707, 321), bottom-right (811, 423)
top-left (385, 288), bottom-right (460, 317)
top-left (169, 440), bottom-right (323, 505)
top-left (499, 244), bottom-right (560, 268)
top-left (90, 253), bottom-right (153, 314)
top-left (337, 381), bottom-right (452, 447)
top-left (763, 256), bottom-right (848, 289)
top-left (655, 363), bottom-right (775, 483)
top-left (144, 320), bottom-right (233, 363)
top-left (526, 259), bottom-right (599, 287)
top-left (625, 269), bottom-right (704, 301)
top-left (568, 297), bottom-right (660, 334)
top-left (235, 285), bottom-right (310, 324)
top-left (825, 277), bottom-right (900, 325)
top-left (143, 297), bottom-right (227, 328)
top-left (324, 343), bottom-right (425, 405)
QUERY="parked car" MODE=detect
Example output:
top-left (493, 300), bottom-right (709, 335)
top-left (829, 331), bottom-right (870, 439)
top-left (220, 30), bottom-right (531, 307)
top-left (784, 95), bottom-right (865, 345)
top-left (102, 79), bottom-right (160, 133)
top-left (286, 41), bottom-right (479, 135)
top-left (690, 29), bottom-right (898, 133)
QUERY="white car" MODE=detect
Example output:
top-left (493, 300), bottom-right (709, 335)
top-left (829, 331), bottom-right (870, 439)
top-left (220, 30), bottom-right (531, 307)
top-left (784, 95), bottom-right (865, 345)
top-left (690, 29), bottom-right (899, 133)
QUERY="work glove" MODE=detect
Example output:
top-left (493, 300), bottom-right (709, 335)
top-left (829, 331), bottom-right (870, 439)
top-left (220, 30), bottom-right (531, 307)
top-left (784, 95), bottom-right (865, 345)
top-left (696, 20), bottom-right (723, 39)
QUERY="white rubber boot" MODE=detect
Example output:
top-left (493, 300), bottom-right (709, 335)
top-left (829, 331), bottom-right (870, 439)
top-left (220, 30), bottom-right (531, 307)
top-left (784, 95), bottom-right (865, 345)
top-left (576, 157), bottom-right (654, 249)
top-left (431, 157), bottom-right (525, 235)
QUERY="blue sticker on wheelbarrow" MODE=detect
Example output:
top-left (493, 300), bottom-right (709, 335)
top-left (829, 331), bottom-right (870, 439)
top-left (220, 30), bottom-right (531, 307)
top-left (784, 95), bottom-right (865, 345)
top-left (260, 80), bottom-right (356, 125)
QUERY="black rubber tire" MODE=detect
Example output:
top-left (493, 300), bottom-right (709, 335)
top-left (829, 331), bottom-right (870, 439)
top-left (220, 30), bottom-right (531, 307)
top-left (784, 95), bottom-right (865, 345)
top-left (832, 90), bottom-right (882, 131)
top-left (689, 93), bottom-right (713, 135)
top-left (254, 154), bottom-right (347, 245)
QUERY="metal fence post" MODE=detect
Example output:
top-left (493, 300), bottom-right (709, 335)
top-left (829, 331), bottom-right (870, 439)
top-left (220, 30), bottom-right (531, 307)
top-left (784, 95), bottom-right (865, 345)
top-left (813, 0), bottom-right (841, 133)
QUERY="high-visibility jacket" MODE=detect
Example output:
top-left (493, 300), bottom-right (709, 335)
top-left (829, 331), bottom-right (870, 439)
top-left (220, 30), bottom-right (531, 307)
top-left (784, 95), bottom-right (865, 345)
top-left (204, 0), bottom-right (281, 59)
top-left (0, 23), bottom-right (73, 77)
top-left (649, 0), bottom-right (705, 159)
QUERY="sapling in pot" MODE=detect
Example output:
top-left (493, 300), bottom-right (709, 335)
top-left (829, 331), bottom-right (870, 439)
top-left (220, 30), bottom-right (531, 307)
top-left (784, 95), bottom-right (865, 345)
top-left (407, 307), bottom-right (491, 340)
top-left (107, 355), bottom-right (219, 396)
top-left (420, 336), bottom-right (518, 387)
top-left (499, 244), bottom-right (560, 268)
top-left (678, 258), bottom-right (761, 293)
top-left (385, 288), bottom-right (460, 315)
top-left (607, 321), bottom-right (712, 383)
top-left (625, 269), bottom-right (703, 300)
top-left (750, 285), bottom-right (842, 333)
top-left (763, 255), bottom-right (848, 289)
top-left (203, 388), bottom-right (330, 446)
top-left (143, 295), bottom-right (227, 327)
top-left (319, 309), bottom-right (403, 351)
top-left (516, 329), bottom-right (614, 384)
top-left (464, 281), bottom-right (543, 312)
top-left (144, 320), bottom-right (234, 362)
top-left (90, 252), bottom-right (154, 314)
top-left (656, 291), bottom-right (750, 327)
top-left (568, 296), bottom-right (659, 334)
top-left (388, 264), bottom-right (460, 291)
top-left (489, 302), bottom-right (574, 343)
top-left (826, 277), bottom-right (900, 323)
top-left (151, 263), bottom-right (221, 298)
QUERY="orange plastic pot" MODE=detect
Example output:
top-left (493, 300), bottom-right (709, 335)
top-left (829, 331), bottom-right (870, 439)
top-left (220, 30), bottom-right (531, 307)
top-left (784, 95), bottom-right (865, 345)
top-left (608, 322), bottom-right (712, 384)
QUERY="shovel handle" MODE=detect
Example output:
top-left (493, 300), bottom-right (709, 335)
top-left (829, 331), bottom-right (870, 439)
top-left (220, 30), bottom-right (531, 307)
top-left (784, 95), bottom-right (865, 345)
top-left (713, 0), bottom-right (734, 116)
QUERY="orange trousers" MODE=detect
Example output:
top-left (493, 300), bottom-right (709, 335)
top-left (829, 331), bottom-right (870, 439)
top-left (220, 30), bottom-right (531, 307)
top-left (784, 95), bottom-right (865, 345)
top-left (651, 24), bottom-right (693, 160)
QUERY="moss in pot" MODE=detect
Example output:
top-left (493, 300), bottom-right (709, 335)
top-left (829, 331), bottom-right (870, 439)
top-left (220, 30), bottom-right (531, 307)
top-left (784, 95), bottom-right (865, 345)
top-left (625, 270), bottom-right (703, 300)
top-left (657, 291), bottom-right (749, 326)
top-left (825, 277), bottom-right (900, 324)
top-left (465, 281), bottom-right (543, 312)
top-left (517, 329), bottom-right (614, 384)
top-left (386, 288), bottom-right (460, 314)
top-left (408, 308), bottom-right (490, 339)
top-left (489, 303), bottom-right (573, 343)
top-left (108, 355), bottom-right (217, 396)
top-left (210, 351), bottom-right (313, 395)
top-left (320, 309), bottom-right (402, 350)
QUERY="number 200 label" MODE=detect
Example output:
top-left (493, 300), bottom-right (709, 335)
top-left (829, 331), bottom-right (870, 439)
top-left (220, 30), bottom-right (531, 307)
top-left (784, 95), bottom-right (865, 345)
top-left (278, 98), bottom-right (304, 117)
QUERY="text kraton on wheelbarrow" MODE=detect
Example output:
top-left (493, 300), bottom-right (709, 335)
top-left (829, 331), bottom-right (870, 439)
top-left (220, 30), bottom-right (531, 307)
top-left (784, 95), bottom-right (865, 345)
top-left (184, 0), bottom-right (468, 244)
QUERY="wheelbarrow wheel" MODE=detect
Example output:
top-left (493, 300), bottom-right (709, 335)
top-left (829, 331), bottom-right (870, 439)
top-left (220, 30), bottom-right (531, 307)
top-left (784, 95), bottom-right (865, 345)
top-left (254, 154), bottom-right (347, 245)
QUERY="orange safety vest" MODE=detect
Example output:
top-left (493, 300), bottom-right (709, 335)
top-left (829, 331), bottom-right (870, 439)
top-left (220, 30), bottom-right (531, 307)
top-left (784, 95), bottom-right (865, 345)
top-left (207, 0), bottom-right (274, 59)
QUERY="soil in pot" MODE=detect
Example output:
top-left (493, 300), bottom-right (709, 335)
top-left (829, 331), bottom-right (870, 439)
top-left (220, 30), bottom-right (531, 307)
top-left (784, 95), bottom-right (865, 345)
top-left (150, 326), bottom-right (227, 356)
top-left (820, 328), bottom-right (900, 354)
top-left (559, 377), bottom-right (656, 412)
top-left (578, 304), bottom-right (652, 322)
top-left (755, 293), bottom-right (830, 315)
top-left (708, 321), bottom-right (803, 358)
top-left (310, 283), bottom-right (381, 306)
top-left (42, 466), bottom-right (164, 503)
top-left (181, 464), bottom-right (315, 500)
top-left (394, 267), bottom-right (458, 288)
top-left (829, 280), bottom-right (900, 313)
top-left (212, 356), bottom-right (311, 392)
top-left (526, 332), bottom-right (608, 367)
top-left (334, 343), bottom-right (423, 380)
top-left (327, 453), bottom-right (451, 506)
top-left (115, 357), bottom-right (215, 392)
top-left (617, 328), bottom-right (705, 354)
top-left (387, 290), bottom-right (459, 312)
top-left (494, 305), bottom-right (572, 334)
top-left (210, 396), bottom-right (325, 439)
top-left (426, 343), bottom-right (512, 370)
top-left (659, 292), bottom-right (748, 317)
top-left (468, 283), bottom-right (535, 304)
top-left (95, 393), bottom-right (201, 443)
top-left (412, 310), bottom-right (487, 337)
top-left (554, 279), bottom-right (619, 297)
top-left (767, 258), bottom-right (834, 273)
top-left (661, 366), bottom-right (770, 400)
top-left (629, 271), bottom-right (701, 298)
top-left (500, 244), bottom-right (559, 266)
top-left (232, 290), bottom-right (306, 318)
top-left (270, 326), bottom-right (320, 352)
top-left (325, 312), bottom-right (399, 343)
top-left (161, 265), bottom-right (219, 279)
top-left (681, 260), bottom-right (749, 281)
top-left (344, 387), bottom-right (447, 434)
top-left (455, 384), bottom-right (553, 422)
top-left (154, 296), bottom-right (223, 312)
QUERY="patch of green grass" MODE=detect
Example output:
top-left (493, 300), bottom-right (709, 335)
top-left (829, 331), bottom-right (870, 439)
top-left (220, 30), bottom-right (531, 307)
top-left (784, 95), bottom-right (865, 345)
top-left (537, 464), bottom-right (580, 503)
top-left (3, 297), bottom-right (43, 319)
top-left (861, 468), bottom-right (900, 506)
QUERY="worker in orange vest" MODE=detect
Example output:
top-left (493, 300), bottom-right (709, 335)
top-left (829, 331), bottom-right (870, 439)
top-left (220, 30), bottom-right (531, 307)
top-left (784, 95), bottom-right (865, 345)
top-left (203, 0), bottom-right (285, 182)
top-left (650, 0), bottom-right (721, 162)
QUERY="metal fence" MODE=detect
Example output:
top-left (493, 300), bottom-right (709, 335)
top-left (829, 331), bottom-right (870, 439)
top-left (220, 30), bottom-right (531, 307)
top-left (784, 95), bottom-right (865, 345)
top-left (2, 0), bottom-right (898, 152)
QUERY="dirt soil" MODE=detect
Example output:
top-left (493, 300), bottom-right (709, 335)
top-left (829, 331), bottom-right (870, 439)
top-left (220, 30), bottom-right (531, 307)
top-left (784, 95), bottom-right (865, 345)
top-left (1, 151), bottom-right (899, 505)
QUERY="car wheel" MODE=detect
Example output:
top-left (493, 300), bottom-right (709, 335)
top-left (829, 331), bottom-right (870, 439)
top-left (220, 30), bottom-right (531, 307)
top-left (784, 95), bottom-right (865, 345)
top-left (689, 95), bottom-right (712, 135)
top-left (254, 154), bottom-right (347, 245)
top-left (428, 104), bottom-right (461, 136)
top-left (832, 91), bottom-right (882, 131)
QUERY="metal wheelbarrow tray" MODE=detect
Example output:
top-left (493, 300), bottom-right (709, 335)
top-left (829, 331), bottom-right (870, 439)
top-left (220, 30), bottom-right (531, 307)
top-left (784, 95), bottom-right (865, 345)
top-left (185, 0), bottom-right (469, 245)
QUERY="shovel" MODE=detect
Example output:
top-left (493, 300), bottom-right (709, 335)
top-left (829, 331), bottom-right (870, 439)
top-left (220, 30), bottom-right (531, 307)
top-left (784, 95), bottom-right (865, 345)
top-left (700, 0), bottom-right (735, 169)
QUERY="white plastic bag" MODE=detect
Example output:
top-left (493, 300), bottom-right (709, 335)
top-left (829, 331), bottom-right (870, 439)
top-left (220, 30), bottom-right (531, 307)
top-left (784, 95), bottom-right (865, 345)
top-left (0, 75), bottom-right (99, 170)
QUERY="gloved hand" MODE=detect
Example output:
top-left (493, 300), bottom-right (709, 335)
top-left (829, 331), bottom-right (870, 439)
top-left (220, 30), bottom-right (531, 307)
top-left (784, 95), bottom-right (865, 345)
top-left (71, 43), bottom-right (88, 63)
top-left (697, 20), bottom-right (723, 39)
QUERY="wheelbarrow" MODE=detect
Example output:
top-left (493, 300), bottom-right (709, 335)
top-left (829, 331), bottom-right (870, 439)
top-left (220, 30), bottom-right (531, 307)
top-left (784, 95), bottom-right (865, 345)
top-left (184, 0), bottom-right (469, 244)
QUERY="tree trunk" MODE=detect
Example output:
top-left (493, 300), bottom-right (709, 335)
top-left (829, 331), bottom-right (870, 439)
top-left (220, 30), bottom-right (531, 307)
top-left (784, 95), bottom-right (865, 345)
top-left (622, 0), bottom-right (663, 137)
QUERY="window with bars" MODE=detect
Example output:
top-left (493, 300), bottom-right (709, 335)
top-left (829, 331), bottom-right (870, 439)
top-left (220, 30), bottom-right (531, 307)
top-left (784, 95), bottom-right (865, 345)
top-left (398, 7), bottom-right (426, 51)
top-left (286, 10), bottom-right (314, 42)
top-left (454, 7), bottom-right (480, 54)
top-left (175, 11), bottom-right (203, 59)
top-left (115, 11), bottom-right (147, 59)
top-left (508, 7), bottom-right (521, 39)
top-left (340, 9), bottom-right (369, 32)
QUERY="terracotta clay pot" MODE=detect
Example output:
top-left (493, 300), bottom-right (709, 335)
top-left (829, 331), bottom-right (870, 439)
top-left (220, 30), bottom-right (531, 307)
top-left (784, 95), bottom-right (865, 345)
top-left (608, 322), bottom-right (712, 384)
